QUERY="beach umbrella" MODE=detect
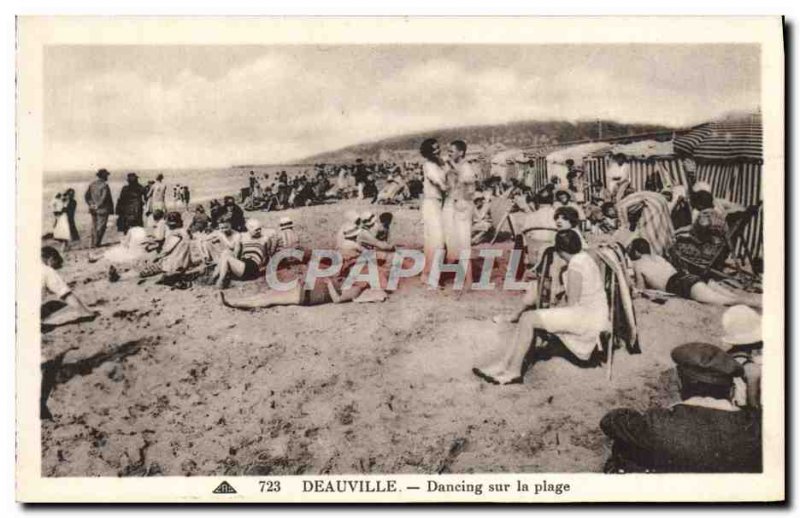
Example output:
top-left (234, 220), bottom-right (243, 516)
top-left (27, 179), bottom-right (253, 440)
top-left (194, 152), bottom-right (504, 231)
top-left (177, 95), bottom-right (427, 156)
top-left (673, 113), bottom-right (762, 162)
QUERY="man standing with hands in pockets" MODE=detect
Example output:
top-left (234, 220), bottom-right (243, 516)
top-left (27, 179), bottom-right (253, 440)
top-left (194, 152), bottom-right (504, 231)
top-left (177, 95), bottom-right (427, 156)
top-left (84, 168), bottom-right (114, 248)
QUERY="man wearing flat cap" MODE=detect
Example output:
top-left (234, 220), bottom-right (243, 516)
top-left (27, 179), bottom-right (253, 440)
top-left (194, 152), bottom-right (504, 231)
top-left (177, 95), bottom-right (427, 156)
top-left (600, 342), bottom-right (761, 473)
top-left (84, 168), bottom-right (114, 247)
top-left (116, 172), bottom-right (146, 234)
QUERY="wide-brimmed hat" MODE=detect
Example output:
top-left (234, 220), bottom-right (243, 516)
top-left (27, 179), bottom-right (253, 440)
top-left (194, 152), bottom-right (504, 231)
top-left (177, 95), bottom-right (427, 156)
top-left (127, 172), bottom-right (139, 181)
top-left (671, 342), bottom-right (743, 386)
top-left (96, 168), bottom-right (110, 178)
top-left (721, 305), bottom-right (762, 348)
top-left (279, 216), bottom-right (294, 230)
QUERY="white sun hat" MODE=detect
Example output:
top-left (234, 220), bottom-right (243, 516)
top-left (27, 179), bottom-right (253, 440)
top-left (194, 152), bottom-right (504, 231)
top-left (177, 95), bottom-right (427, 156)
top-left (721, 305), bottom-right (762, 348)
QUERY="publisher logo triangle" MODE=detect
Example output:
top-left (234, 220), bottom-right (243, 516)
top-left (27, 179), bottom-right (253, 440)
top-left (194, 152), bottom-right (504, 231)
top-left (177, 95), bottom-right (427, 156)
top-left (213, 481), bottom-right (237, 494)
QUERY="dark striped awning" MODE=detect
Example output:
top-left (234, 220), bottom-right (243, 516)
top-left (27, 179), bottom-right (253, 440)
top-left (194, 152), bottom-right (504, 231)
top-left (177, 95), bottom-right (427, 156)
top-left (673, 113), bottom-right (762, 162)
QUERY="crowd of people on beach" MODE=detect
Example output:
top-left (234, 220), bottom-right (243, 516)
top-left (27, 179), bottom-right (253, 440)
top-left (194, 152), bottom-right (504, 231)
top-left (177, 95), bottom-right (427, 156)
top-left (240, 161), bottom-right (424, 211)
top-left (41, 135), bottom-right (764, 473)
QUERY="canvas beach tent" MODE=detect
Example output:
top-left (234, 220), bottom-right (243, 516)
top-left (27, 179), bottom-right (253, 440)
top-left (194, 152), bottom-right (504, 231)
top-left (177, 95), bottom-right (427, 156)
top-left (673, 113), bottom-right (764, 269)
top-left (490, 148), bottom-right (526, 182)
top-left (587, 140), bottom-right (688, 192)
top-left (546, 142), bottom-right (612, 186)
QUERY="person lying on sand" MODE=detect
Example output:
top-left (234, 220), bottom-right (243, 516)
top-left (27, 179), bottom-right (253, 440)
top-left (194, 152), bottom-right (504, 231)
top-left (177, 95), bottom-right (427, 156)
top-left (41, 246), bottom-right (98, 329)
top-left (219, 277), bottom-right (378, 310)
top-left (108, 212), bottom-right (193, 285)
top-left (213, 218), bottom-right (277, 289)
top-left (474, 230), bottom-right (610, 385)
top-left (628, 238), bottom-right (761, 308)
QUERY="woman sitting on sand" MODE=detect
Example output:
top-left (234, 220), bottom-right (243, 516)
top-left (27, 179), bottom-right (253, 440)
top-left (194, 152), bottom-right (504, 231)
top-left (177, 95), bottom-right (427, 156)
top-left (213, 218), bottom-right (277, 289)
top-left (197, 218), bottom-right (241, 264)
top-left (109, 212), bottom-right (193, 284)
top-left (474, 230), bottom-right (610, 385)
top-left (88, 225), bottom-right (154, 265)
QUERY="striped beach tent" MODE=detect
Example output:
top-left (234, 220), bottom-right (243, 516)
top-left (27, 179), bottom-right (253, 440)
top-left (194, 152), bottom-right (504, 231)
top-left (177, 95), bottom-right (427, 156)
top-left (583, 155), bottom-right (608, 188)
top-left (695, 161), bottom-right (763, 263)
top-left (582, 155), bottom-right (688, 193)
top-left (678, 113), bottom-right (764, 265)
top-left (673, 113), bottom-right (763, 162)
top-left (520, 144), bottom-right (561, 192)
top-left (626, 158), bottom-right (688, 191)
top-left (583, 149), bottom-right (762, 265)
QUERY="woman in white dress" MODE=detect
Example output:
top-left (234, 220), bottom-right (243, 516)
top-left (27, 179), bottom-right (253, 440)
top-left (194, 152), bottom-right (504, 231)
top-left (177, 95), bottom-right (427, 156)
top-left (52, 191), bottom-right (72, 252)
top-left (87, 226), bottom-right (155, 265)
top-left (474, 229), bottom-right (610, 384)
top-left (419, 138), bottom-right (448, 276)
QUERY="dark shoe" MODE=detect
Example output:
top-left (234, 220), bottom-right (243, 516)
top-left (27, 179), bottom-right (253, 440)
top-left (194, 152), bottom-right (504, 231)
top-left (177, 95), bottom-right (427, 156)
top-left (472, 367), bottom-right (500, 385)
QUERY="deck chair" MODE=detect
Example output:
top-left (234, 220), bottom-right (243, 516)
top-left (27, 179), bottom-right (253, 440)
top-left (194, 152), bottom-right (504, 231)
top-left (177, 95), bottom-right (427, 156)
top-left (669, 203), bottom-right (762, 286)
top-left (530, 243), bottom-right (639, 381)
top-left (488, 193), bottom-right (516, 244)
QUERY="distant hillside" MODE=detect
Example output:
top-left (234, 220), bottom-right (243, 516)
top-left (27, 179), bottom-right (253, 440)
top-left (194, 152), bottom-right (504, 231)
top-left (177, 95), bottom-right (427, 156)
top-left (302, 119), bottom-right (677, 163)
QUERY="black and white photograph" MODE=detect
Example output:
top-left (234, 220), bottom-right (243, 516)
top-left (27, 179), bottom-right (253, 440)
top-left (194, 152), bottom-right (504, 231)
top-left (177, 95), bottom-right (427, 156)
top-left (15, 16), bottom-right (785, 503)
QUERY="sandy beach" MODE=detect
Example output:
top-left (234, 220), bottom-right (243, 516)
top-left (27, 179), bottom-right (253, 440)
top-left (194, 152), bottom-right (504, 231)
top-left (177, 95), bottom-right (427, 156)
top-left (39, 193), bottom-right (734, 477)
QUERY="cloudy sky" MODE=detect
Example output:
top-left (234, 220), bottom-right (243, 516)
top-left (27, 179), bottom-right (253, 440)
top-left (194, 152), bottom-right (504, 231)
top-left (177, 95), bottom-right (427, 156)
top-left (44, 44), bottom-right (760, 171)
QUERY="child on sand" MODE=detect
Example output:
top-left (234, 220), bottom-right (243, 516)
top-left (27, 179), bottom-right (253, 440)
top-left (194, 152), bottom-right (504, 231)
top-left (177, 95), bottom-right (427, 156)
top-left (41, 246), bottom-right (98, 329)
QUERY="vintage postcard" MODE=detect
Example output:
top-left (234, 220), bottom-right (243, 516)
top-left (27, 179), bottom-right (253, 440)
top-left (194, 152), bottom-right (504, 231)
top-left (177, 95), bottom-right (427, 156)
top-left (16, 16), bottom-right (784, 503)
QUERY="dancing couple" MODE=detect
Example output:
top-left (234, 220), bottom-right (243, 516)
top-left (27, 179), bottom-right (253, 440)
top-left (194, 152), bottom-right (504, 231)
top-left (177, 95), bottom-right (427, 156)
top-left (419, 138), bottom-right (477, 280)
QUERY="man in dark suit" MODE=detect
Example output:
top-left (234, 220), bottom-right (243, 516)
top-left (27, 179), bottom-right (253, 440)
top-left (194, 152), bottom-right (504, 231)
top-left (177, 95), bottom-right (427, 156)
top-left (116, 172), bottom-right (146, 234)
top-left (600, 342), bottom-right (761, 473)
top-left (84, 168), bottom-right (114, 247)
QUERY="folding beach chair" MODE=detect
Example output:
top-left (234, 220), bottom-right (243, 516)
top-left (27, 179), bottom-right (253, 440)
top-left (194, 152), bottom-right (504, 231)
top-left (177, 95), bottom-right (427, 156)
top-left (669, 203), bottom-right (762, 287)
top-left (527, 243), bottom-right (639, 381)
top-left (488, 193), bottom-right (516, 244)
top-left (591, 244), bottom-right (641, 381)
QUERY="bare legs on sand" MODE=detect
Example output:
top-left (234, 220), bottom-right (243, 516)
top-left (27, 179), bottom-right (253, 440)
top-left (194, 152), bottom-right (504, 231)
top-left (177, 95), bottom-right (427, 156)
top-left (220, 281), bottom-right (369, 310)
top-left (213, 250), bottom-right (248, 289)
top-left (475, 310), bottom-right (545, 384)
top-left (220, 285), bottom-right (303, 309)
top-left (691, 280), bottom-right (762, 308)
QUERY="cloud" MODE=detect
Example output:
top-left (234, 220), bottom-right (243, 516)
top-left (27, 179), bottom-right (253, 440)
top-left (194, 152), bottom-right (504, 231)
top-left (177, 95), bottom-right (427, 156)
top-left (44, 45), bottom-right (760, 171)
